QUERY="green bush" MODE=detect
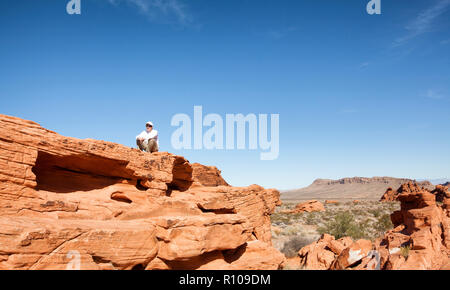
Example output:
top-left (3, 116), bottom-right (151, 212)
top-left (317, 211), bottom-right (366, 239)
top-left (369, 209), bottom-right (382, 218)
top-left (400, 245), bottom-right (410, 258)
top-left (271, 213), bottom-right (291, 225)
top-left (375, 213), bottom-right (393, 235)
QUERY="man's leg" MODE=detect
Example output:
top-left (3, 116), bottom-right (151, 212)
top-left (147, 139), bottom-right (159, 153)
top-left (136, 139), bottom-right (146, 151)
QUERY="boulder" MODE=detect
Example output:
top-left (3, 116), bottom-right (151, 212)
top-left (380, 187), bottom-right (396, 202)
top-left (191, 163), bottom-right (229, 187)
top-left (298, 234), bottom-right (350, 270)
top-left (290, 200), bottom-right (325, 213)
top-left (330, 239), bottom-right (373, 270)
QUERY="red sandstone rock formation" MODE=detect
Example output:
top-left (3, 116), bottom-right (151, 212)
top-left (325, 200), bottom-right (339, 204)
top-left (431, 185), bottom-right (449, 202)
top-left (0, 114), bottom-right (284, 270)
top-left (380, 181), bottom-right (429, 202)
top-left (298, 234), bottom-right (353, 269)
top-left (380, 187), bottom-right (396, 201)
top-left (191, 163), bottom-right (229, 187)
top-left (299, 183), bottom-right (450, 270)
top-left (290, 200), bottom-right (325, 214)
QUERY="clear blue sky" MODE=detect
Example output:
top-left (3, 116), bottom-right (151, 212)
top-left (1, 0), bottom-right (449, 190)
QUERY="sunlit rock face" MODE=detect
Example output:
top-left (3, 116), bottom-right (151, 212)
top-left (0, 114), bottom-right (284, 270)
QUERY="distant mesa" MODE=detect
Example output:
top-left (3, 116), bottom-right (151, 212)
top-left (282, 177), bottom-right (433, 202)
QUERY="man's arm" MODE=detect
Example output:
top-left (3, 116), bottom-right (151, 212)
top-left (136, 131), bottom-right (145, 140)
top-left (151, 130), bottom-right (158, 141)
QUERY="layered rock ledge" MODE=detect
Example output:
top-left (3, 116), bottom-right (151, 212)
top-left (0, 114), bottom-right (284, 270)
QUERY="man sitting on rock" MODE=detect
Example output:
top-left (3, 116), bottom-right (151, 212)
top-left (136, 121), bottom-right (159, 153)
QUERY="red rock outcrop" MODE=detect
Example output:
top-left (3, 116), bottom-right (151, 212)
top-left (0, 114), bottom-right (284, 270)
top-left (378, 186), bottom-right (450, 270)
top-left (299, 183), bottom-right (450, 270)
top-left (298, 234), bottom-right (353, 270)
top-left (380, 187), bottom-right (396, 201)
top-left (325, 200), bottom-right (339, 204)
top-left (290, 200), bottom-right (325, 214)
top-left (431, 185), bottom-right (449, 202)
top-left (191, 163), bottom-right (229, 187)
top-left (380, 181), bottom-right (429, 202)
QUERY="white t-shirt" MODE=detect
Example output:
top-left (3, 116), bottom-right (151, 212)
top-left (136, 129), bottom-right (159, 146)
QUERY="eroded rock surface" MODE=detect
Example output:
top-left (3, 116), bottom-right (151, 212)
top-left (191, 163), bottom-right (229, 187)
top-left (0, 114), bottom-right (284, 270)
top-left (380, 182), bottom-right (429, 202)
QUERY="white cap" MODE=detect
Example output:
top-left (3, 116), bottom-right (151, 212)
top-left (146, 121), bottom-right (153, 127)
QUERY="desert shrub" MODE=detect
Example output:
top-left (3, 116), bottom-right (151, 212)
top-left (283, 203), bottom-right (296, 210)
top-left (304, 212), bottom-right (319, 225)
top-left (317, 211), bottom-right (366, 239)
top-left (375, 213), bottom-right (393, 235)
top-left (369, 209), bottom-right (382, 218)
top-left (322, 215), bottom-right (331, 222)
top-left (351, 209), bottom-right (368, 217)
top-left (271, 213), bottom-right (291, 225)
top-left (291, 213), bottom-right (303, 220)
top-left (280, 235), bottom-right (314, 258)
top-left (400, 245), bottom-right (410, 258)
top-left (387, 202), bottom-right (399, 211)
top-left (281, 225), bottom-right (300, 236)
top-left (305, 213), bottom-right (316, 225)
